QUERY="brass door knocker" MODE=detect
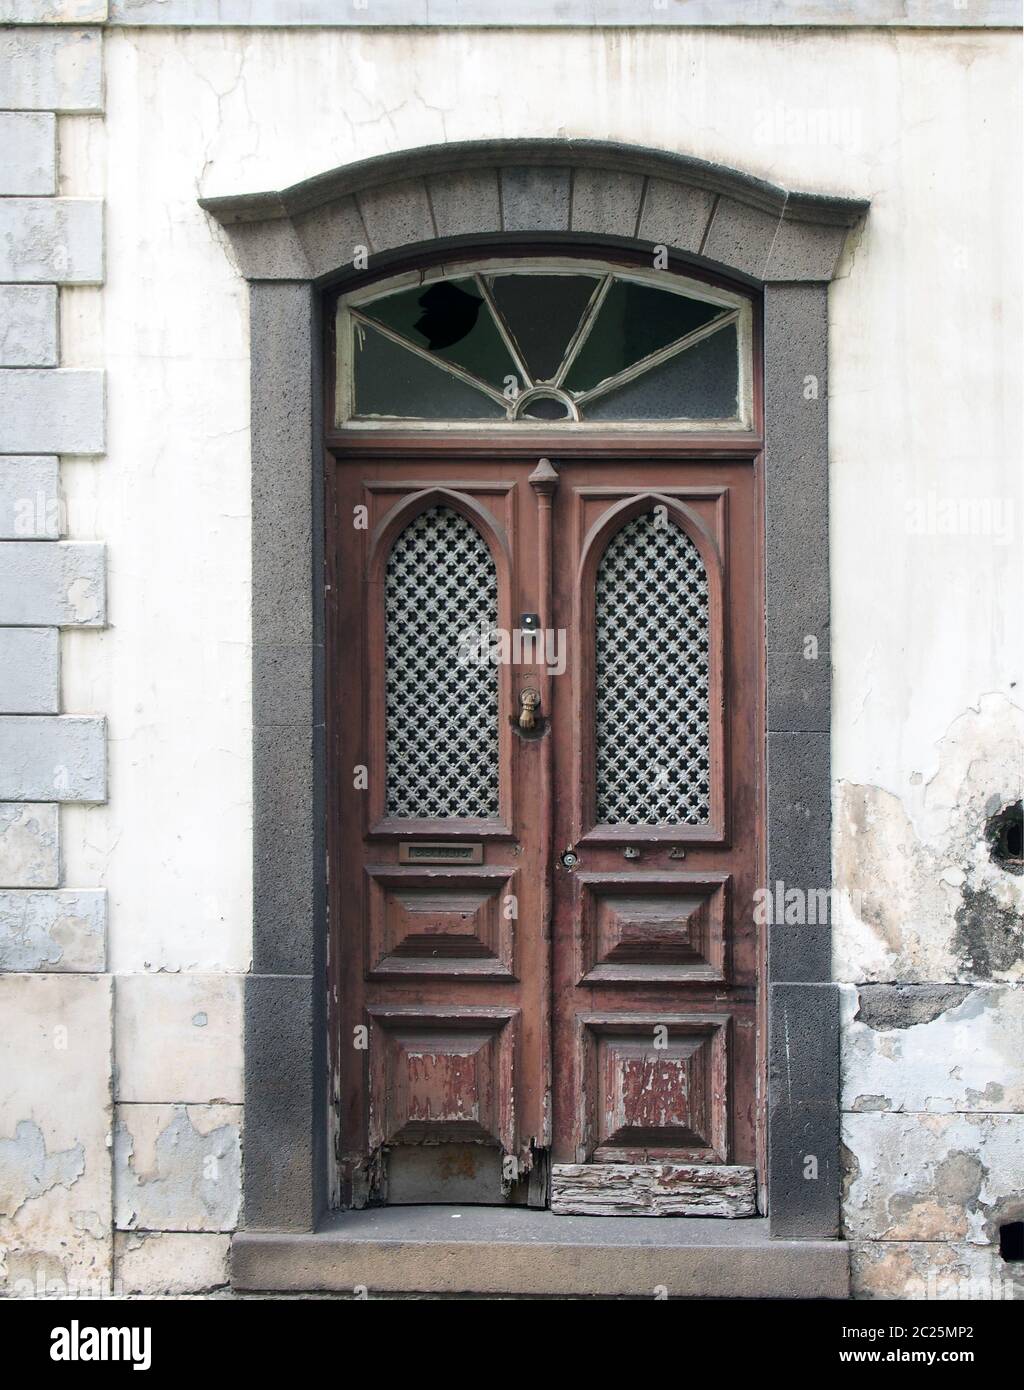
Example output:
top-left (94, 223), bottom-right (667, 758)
top-left (518, 688), bottom-right (541, 730)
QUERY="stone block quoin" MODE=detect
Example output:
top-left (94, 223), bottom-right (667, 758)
top-left (0, 19), bottom-right (108, 1006)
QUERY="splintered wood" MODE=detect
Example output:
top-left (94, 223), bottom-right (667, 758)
top-left (550, 1163), bottom-right (757, 1216)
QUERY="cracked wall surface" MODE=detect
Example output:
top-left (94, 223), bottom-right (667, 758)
top-left (0, 974), bottom-right (112, 1296)
top-left (1, 16), bottom-right (1020, 1298)
top-left (836, 696), bottom-right (1024, 1296)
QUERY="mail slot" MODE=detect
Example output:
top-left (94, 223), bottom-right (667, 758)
top-left (398, 842), bottom-right (484, 865)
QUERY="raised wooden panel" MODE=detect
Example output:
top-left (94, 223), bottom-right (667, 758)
top-left (367, 1006), bottom-right (518, 1152)
top-left (577, 871), bottom-right (728, 984)
top-left (365, 866), bottom-right (516, 979)
top-left (577, 1012), bottom-right (730, 1164)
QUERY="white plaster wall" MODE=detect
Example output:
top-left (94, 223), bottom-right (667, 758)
top-left (61, 33), bottom-right (253, 974)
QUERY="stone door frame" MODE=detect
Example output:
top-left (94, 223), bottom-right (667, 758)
top-left (200, 137), bottom-right (868, 1261)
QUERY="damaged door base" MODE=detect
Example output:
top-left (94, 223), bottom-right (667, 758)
top-left (549, 1162), bottom-right (757, 1217)
top-left (371, 1144), bottom-right (551, 1208)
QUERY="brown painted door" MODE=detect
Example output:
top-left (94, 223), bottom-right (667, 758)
top-left (330, 451), bottom-right (762, 1211)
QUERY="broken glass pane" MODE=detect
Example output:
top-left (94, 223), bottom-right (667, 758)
top-left (360, 278), bottom-right (518, 391)
top-left (352, 323), bottom-right (505, 420)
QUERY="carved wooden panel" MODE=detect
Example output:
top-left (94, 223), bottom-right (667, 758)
top-left (365, 866), bottom-right (517, 979)
top-left (576, 1012), bottom-right (730, 1164)
top-left (577, 871), bottom-right (729, 984)
top-left (366, 1006), bottom-right (518, 1152)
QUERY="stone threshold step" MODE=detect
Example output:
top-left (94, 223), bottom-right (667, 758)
top-left (232, 1206), bottom-right (849, 1298)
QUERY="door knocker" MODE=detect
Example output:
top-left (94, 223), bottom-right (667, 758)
top-left (517, 688), bottom-right (541, 730)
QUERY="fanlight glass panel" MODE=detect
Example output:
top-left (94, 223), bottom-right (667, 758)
top-left (594, 513), bottom-right (710, 826)
top-left (561, 279), bottom-right (723, 394)
top-left (344, 264), bottom-right (745, 424)
top-left (384, 506), bottom-right (500, 820)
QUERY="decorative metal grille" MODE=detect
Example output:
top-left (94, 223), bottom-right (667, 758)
top-left (385, 506), bottom-right (500, 820)
top-left (595, 513), bottom-right (710, 826)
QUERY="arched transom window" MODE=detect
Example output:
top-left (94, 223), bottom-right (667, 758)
top-left (336, 258), bottom-right (752, 428)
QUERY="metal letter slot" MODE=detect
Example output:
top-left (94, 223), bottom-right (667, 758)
top-left (398, 842), bottom-right (483, 865)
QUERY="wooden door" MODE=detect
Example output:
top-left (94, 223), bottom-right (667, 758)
top-left (329, 450), bottom-right (763, 1213)
top-left (547, 458), bottom-right (761, 1216)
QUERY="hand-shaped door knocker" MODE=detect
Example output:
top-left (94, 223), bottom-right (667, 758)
top-left (518, 688), bottom-right (541, 730)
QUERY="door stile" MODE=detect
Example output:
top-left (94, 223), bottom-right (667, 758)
top-left (526, 459), bottom-right (559, 1193)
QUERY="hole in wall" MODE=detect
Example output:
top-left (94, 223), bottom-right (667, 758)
top-left (999, 1221), bottom-right (1024, 1262)
top-left (986, 800), bottom-right (1023, 875)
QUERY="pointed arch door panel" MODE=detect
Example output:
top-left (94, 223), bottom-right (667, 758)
top-left (329, 455), bottom-right (763, 1212)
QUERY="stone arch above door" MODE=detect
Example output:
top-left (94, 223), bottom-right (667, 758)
top-left (200, 138), bottom-right (867, 286)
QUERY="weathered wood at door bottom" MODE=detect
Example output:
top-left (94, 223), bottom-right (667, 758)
top-left (550, 1163), bottom-right (757, 1216)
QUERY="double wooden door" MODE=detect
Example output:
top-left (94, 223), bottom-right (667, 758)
top-left (330, 450), bottom-right (762, 1213)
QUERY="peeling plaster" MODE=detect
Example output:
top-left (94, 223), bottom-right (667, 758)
top-left (0, 1121), bottom-right (85, 1220)
top-left (65, 573), bottom-right (102, 624)
top-left (850, 1095), bottom-right (892, 1112)
top-left (0, 974), bottom-right (113, 1295)
top-left (843, 1112), bottom-right (1024, 1246)
top-left (835, 696), bottom-right (1024, 984)
top-left (0, 803), bottom-right (58, 888)
top-left (852, 1240), bottom-right (1023, 1301)
top-left (841, 983), bottom-right (1024, 1115)
top-left (854, 984), bottom-right (972, 1030)
top-left (0, 889), bottom-right (106, 972)
top-left (113, 1105), bottom-right (241, 1233)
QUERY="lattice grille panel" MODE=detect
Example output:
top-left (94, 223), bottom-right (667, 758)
top-left (385, 506), bottom-right (500, 820)
top-left (595, 513), bottom-right (710, 826)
